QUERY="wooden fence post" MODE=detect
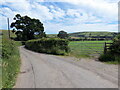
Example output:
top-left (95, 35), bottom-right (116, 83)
top-left (104, 42), bottom-right (107, 54)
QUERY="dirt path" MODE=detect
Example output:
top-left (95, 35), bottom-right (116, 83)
top-left (15, 46), bottom-right (118, 88)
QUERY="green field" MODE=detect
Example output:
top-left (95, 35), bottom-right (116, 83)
top-left (69, 41), bottom-right (112, 58)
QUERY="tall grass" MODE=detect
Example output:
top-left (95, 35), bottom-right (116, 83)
top-left (2, 30), bottom-right (21, 88)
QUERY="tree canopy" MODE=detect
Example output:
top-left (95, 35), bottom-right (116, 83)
top-left (57, 30), bottom-right (68, 39)
top-left (11, 14), bottom-right (46, 41)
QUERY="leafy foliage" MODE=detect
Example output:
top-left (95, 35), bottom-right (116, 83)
top-left (57, 30), bottom-right (68, 39)
top-left (109, 34), bottom-right (120, 55)
top-left (25, 38), bottom-right (69, 55)
top-left (99, 33), bottom-right (120, 63)
top-left (99, 53), bottom-right (115, 62)
top-left (11, 14), bottom-right (46, 41)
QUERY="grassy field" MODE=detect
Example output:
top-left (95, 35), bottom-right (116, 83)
top-left (69, 41), bottom-right (112, 58)
top-left (1, 30), bottom-right (21, 88)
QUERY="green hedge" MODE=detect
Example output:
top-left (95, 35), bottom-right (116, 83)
top-left (25, 38), bottom-right (69, 55)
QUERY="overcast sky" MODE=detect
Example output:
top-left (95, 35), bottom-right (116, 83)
top-left (0, 0), bottom-right (119, 34)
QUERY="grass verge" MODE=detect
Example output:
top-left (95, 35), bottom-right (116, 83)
top-left (2, 30), bottom-right (21, 88)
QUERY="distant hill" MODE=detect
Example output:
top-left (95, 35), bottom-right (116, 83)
top-left (69, 32), bottom-right (118, 41)
top-left (47, 32), bottom-right (118, 41)
top-left (69, 32), bottom-right (117, 37)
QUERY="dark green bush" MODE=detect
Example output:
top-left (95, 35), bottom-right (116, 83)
top-left (99, 53), bottom-right (115, 62)
top-left (99, 34), bottom-right (120, 63)
top-left (109, 34), bottom-right (120, 55)
top-left (21, 41), bottom-right (26, 45)
top-left (115, 56), bottom-right (120, 64)
top-left (25, 38), bottom-right (69, 55)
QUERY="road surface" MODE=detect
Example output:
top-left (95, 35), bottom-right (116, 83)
top-left (15, 46), bottom-right (118, 88)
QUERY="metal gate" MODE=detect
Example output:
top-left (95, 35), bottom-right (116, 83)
top-left (70, 41), bottom-right (109, 57)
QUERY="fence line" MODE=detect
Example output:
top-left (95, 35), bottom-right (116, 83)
top-left (71, 42), bottom-right (112, 55)
top-left (104, 42), bottom-right (113, 54)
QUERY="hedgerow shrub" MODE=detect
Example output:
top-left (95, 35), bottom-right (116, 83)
top-left (25, 38), bottom-right (69, 55)
top-left (99, 34), bottom-right (120, 63)
top-left (98, 53), bottom-right (115, 62)
top-left (109, 34), bottom-right (120, 55)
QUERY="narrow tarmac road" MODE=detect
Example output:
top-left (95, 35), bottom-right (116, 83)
top-left (15, 46), bottom-right (118, 88)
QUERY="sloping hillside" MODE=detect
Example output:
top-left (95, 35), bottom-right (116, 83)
top-left (69, 32), bottom-right (117, 40)
top-left (69, 32), bottom-right (117, 37)
top-left (47, 32), bottom-right (117, 40)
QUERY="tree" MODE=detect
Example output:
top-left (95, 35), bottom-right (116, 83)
top-left (15, 31), bottom-right (22, 40)
top-left (12, 29), bottom-right (16, 33)
top-left (57, 30), bottom-right (68, 39)
top-left (11, 14), bottom-right (46, 41)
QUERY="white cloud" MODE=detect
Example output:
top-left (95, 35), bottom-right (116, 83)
top-left (0, 1), bottom-right (54, 27)
top-left (45, 21), bottom-right (118, 34)
top-left (0, 7), bottom-right (17, 29)
top-left (64, 0), bottom-right (118, 21)
top-left (66, 9), bottom-right (81, 17)
top-left (1, 0), bottom-right (31, 11)
top-left (30, 2), bottom-right (53, 21)
top-left (48, 5), bottom-right (66, 19)
top-left (0, 0), bottom-right (118, 33)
